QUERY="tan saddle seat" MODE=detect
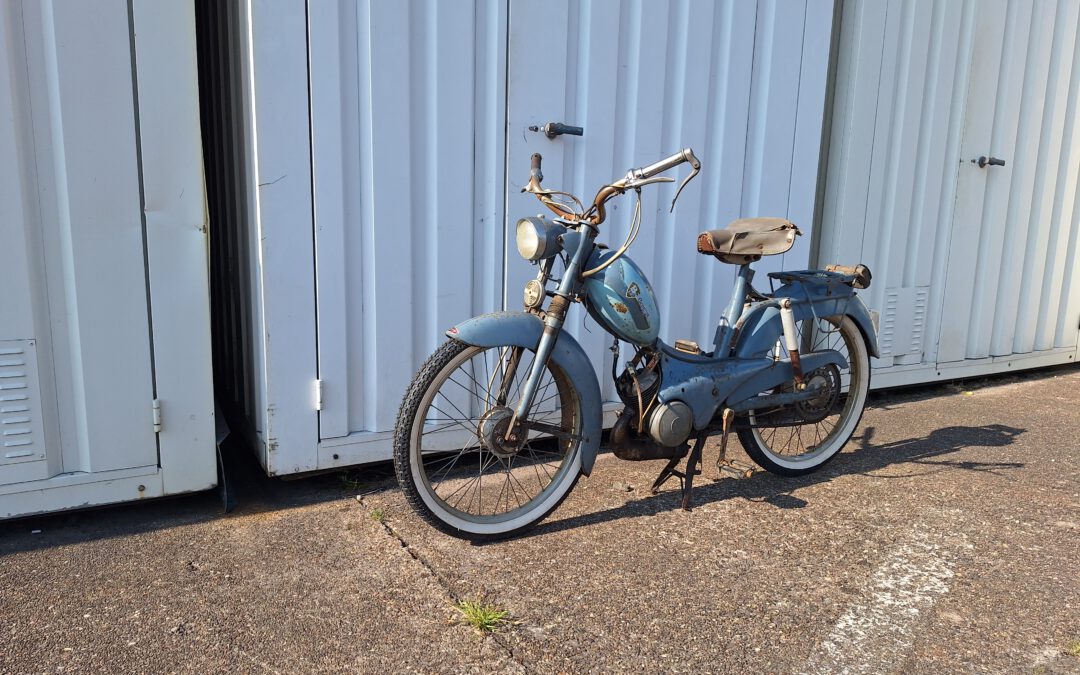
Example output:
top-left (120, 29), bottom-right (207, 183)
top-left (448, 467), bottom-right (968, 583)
top-left (696, 217), bottom-right (801, 264)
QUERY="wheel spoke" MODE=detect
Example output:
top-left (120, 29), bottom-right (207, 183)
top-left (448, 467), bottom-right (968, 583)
top-left (428, 399), bottom-right (477, 435)
top-left (409, 343), bottom-right (578, 524)
top-left (746, 316), bottom-right (866, 467)
top-left (445, 374), bottom-right (489, 413)
top-left (428, 445), bottom-right (474, 485)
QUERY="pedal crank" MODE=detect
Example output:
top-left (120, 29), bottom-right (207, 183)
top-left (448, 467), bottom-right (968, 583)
top-left (714, 407), bottom-right (756, 479)
top-left (717, 460), bottom-right (756, 479)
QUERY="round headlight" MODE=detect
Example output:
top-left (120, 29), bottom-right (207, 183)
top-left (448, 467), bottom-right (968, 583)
top-left (515, 217), bottom-right (564, 261)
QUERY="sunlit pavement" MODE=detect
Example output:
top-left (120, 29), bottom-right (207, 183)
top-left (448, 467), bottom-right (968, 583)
top-left (3, 367), bottom-right (1078, 673)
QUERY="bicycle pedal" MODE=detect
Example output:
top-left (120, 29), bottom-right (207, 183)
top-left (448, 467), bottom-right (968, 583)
top-left (717, 460), bottom-right (755, 479)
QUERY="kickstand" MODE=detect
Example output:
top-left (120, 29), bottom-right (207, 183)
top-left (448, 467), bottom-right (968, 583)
top-left (679, 432), bottom-right (707, 511)
top-left (650, 450), bottom-right (688, 496)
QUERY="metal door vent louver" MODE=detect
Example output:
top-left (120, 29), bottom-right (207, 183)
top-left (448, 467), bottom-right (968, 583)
top-left (878, 287), bottom-right (929, 363)
top-left (0, 340), bottom-right (45, 465)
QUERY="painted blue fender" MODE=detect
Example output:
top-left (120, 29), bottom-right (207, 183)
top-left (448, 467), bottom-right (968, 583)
top-left (447, 312), bottom-right (603, 476)
top-left (735, 290), bottom-right (880, 360)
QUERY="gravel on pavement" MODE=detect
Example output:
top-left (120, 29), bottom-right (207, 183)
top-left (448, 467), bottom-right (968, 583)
top-left (2, 367), bottom-right (1078, 673)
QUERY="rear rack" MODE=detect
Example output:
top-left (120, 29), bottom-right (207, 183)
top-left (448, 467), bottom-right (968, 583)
top-left (767, 269), bottom-right (852, 285)
top-left (768, 265), bottom-right (871, 290)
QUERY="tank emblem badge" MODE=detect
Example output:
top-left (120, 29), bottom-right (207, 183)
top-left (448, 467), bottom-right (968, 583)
top-left (624, 282), bottom-right (650, 330)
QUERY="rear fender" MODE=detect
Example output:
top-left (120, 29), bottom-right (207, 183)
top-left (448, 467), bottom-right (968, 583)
top-left (447, 312), bottom-right (603, 475)
top-left (734, 287), bottom-right (879, 359)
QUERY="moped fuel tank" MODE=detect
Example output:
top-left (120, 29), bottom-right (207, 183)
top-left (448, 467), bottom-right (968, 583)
top-left (583, 251), bottom-right (660, 346)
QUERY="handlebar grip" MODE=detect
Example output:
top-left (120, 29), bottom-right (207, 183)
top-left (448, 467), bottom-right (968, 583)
top-left (825, 263), bottom-right (872, 289)
top-left (639, 148), bottom-right (698, 179)
top-left (530, 153), bottom-right (543, 182)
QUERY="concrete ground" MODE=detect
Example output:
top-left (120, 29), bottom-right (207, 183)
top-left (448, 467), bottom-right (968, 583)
top-left (2, 368), bottom-right (1079, 674)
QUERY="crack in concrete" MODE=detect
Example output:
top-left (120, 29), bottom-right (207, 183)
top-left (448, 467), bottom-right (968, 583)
top-left (357, 496), bottom-right (529, 673)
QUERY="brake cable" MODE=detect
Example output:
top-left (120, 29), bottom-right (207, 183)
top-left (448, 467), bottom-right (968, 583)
top-left (581, 188), bottom-right (643, 278)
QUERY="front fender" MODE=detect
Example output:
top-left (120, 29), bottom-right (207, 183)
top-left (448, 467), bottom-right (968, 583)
top-left (448, 312), bottom-right (603, 476)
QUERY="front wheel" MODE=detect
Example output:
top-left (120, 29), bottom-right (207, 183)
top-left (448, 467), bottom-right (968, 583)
top-left (737, 315), bottom-right (871, 476)
top-left (392, 339), bottom-right (583, 540)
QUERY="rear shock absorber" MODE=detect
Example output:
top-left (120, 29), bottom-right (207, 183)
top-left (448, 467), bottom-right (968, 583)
top-left (779, 298), bottom-right (805, 389)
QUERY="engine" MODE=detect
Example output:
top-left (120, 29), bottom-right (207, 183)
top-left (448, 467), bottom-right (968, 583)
top-left (610, 353), bottom-right (694, 460)
top-left (614, 358), bottom-right (660, 416)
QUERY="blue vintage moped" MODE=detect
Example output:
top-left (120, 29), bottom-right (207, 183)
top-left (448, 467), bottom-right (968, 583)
top-left (393, 149), bottom-right (878, 540)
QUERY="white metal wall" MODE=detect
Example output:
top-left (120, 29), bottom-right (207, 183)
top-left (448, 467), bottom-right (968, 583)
top-left (220, 0), bottom-right (836, 473)
top-left (0, 0), bottom-right (216, 518)
top-left (820, 0), bottom-right (1080, 386)
top-left (504, 0), bottom-right (835, 409)
top-left (310, 0), bottom-right (508, 447)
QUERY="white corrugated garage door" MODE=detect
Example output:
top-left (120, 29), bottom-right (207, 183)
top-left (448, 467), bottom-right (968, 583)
top-left (819, 0), bottom-right (1080, 387)
top-left (0, 0), bottom-right (215, 518)
top-left (209, 0), bottom-right (836, 473)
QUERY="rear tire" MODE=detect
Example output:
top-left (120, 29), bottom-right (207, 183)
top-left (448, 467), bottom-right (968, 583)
top-left (736, 316), bottom-right (870, 476)
top-left (392, 339), bottom-right (582, 541)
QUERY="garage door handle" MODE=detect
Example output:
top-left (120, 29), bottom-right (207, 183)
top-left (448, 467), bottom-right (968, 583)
top-left (973, 155), bottom-right (1006, 168)
top-left (529, 122), bottom-right (584, 139)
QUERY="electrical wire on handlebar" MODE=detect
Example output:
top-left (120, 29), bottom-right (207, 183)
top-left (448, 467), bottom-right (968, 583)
top-left (582, 189), bottom-right (642, 278)
top-left (527, 187), bottom-right (586, 220)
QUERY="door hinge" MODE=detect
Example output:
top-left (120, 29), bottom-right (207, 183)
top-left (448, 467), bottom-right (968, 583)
top-left (315, 379), bottom-right (324, 412)
top-left (152, 398), bottom-right (162, 433)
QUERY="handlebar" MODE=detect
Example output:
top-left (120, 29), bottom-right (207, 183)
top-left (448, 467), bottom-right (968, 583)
top-left (525, 148), bottom-right (700, 224)
top-left (591, 148), bottom-right (700, 223)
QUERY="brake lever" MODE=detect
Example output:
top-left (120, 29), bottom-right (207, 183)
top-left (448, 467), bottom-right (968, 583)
top-left (670, 161), bottom-right (700, 212)
top-left (624, 175), bottom-right (674, 190)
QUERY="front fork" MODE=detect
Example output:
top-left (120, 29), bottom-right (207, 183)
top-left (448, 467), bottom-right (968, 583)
top-left (509, 295), bottom-right (570, 432)
top-left (507, 222), bottom-right (596, 438)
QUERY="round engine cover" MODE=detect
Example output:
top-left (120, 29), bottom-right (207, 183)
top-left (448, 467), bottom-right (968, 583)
top-left (648, 401), bottom-right (693, 447)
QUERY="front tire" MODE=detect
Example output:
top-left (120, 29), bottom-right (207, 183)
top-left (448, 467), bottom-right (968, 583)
top-left (737, 315), bottom-right (871, 476)
top-left (392, 339), bottom-right (582, 541)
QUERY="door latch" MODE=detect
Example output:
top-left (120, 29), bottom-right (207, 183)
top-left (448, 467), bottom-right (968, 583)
top-left (529, 122), bottom-right (584, 139)
top-left (971, 156), bottom-right (1006, 168)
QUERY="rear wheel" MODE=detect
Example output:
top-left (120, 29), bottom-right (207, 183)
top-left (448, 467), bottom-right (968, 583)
top-left (392, 339), bottom-right (582, 540)
top-left (737, 315), bottom-right (870, 476)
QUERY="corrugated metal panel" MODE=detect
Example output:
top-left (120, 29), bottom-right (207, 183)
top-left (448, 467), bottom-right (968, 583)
top-left (130, 0), bottom-right (218, 496)
top-left (200, 0), bottom-right (321, 474)
top-left (219, 0), bottom-right (836, 471)
top-left (1, 0), bottom-right (215, 515)
top-left (0, 0), bottom-right (156, 478)
top-left (820, 0), bottom-right (1080, 385)
top-left (309, 0), bottom-right (507, 443)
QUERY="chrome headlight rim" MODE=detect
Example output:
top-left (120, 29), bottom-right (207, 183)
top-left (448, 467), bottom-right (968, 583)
top-left (515, 217), bottom-right (565, 261)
